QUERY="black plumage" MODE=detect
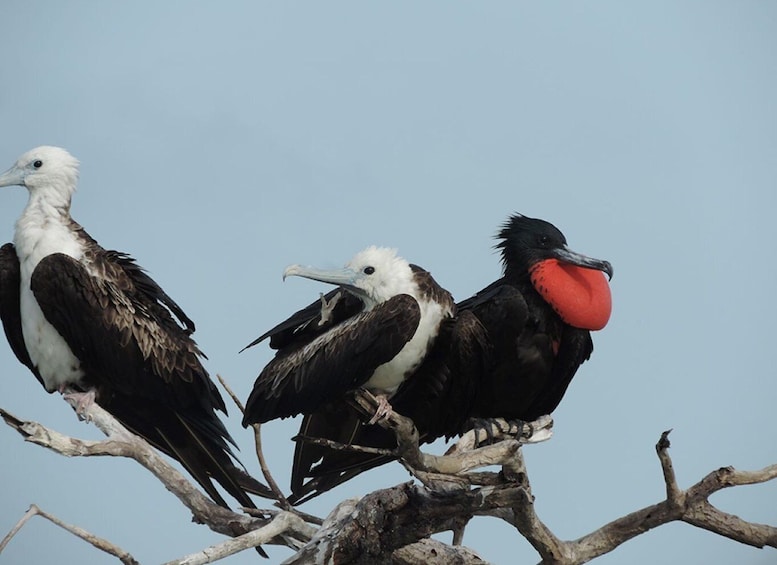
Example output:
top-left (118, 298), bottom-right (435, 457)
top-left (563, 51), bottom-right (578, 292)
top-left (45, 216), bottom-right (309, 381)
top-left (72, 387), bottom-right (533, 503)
top-left (460, 213), bottom-right (613, 422)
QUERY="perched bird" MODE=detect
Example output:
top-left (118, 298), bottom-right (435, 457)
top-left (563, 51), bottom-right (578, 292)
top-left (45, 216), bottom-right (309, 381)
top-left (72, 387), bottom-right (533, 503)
top-left (242, 246), bottom-right (489, 503)
top-left (459, 213), bottom-right (613, 426)
top-left (0, 147), bottom-right (271, 522)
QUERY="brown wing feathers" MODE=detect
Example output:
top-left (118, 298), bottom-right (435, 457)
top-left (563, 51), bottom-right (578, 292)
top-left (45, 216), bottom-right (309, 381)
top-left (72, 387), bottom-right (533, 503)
top-left (27, 251), bottom-right (272, 517)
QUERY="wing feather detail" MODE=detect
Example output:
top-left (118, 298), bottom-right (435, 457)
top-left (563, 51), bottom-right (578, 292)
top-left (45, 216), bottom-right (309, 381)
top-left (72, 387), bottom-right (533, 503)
top-left (243, 293), bottom-right (421, 424)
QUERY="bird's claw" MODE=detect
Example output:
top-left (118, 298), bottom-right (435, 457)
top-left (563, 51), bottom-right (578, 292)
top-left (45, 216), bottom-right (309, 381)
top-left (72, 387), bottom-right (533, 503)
top-left (470, 417), bottom-right (532, 447)
top-left (62, 389), bottom-right (97, 422)
top-left (367, 395), bottom-right (394, 425)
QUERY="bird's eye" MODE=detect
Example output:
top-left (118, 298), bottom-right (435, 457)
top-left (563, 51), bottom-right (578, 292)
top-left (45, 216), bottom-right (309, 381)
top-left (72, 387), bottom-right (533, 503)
top-left (539, 235), bottom-right (550, 246)
top-left (33, 160), bottom-right (43, 169)
top-left (363, 266), bottom-right (375, 275)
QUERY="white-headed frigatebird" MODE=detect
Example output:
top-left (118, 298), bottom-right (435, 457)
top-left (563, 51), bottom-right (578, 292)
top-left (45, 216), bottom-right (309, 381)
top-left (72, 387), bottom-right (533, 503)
top-left (241, 246), bottom-right (490, 504)
top-left (0, 147), bottom-right (272, 547)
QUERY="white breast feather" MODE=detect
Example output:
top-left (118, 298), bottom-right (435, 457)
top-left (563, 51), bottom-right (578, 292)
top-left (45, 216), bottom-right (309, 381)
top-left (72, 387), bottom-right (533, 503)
top-left (16, 207), bottom-right (86, 392)
top-left (365, 299), bottom-right (447, 394)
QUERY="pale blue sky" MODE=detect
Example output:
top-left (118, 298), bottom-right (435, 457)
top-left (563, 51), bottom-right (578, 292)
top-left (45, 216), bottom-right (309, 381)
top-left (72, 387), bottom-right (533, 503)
top-left (1, 2), bottom-right (776, 564)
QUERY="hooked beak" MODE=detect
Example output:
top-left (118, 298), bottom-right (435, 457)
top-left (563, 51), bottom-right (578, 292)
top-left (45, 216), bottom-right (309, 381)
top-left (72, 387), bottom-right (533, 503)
top-left (283, 264), bottom-right (366, 297)
top-left (0, 164), bottom-right (24, 188)
top-left (552, 246), bottom-right (614, 280)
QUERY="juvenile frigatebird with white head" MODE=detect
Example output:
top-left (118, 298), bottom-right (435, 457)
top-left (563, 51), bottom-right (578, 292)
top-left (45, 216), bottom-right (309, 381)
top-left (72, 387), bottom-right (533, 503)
top-left (243, 246), bottom-right (455, 424)
top-left (242, 246), bottom-right (490, 503)
top-left (0, 147), bottom-right (271, 520)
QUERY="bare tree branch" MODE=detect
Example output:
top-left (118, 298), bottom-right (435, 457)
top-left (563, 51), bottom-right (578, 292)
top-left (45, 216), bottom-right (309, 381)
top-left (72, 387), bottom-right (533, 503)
top-left (3, 396), bottom-right (776, 565)
top-left (349, 390), bottom-right (552, 477)
top-left (493, 430), bottom-right (777, 565)
top-left (0, 403), bottom-right (260, 539)
top-left (284, 424), bottom-right (777, 565)
top-left (391, 539), bottom-right (490, 564)
top-left (163, 511), bottom-right (313, 565)
top-left (216, 374), bottom-right (295, 511)
top-left (0, 402), bottom-right (317, 557)
top-left (283, 481), bottom-right (506, 564)
top-left (0, 504), bottom-right (139, 565)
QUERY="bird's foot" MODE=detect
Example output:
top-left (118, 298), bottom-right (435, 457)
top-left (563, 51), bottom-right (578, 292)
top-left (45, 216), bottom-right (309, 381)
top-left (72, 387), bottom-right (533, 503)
top-left (318, 290), bottom-right (342, 326)
top-left (62, 388), bottom-right (97, 421)
top-left (470, 418), bottom-right (498, 446)
top-left (470, 417), bottom-right (536, 447)
top-left (367, 394), bottom-right (394, 425)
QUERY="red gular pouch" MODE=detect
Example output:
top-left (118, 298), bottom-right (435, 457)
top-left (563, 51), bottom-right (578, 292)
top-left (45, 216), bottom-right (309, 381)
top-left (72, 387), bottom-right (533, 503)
top-left (529, 259), bottom-right (612, 331)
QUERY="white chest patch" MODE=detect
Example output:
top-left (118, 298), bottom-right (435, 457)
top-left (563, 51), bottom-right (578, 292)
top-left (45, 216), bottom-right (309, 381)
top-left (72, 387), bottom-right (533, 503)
top-left (15, 214), bottom-right (86, 392)
top-left (365, 299), bottom-right (448, 395)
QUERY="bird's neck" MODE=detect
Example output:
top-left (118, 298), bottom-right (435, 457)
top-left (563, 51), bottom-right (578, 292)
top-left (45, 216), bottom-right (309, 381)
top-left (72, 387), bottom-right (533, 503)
top-left (14, 188), bottom-right (81, 270)
top-left (21, 184), bottom-right (73, 223)
top-left (504, 264), bottom-right (531, 284)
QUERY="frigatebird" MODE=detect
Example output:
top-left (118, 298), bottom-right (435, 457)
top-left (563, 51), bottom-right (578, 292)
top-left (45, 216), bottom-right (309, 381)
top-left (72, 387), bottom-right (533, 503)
top-left (0, 147), bottom-right (271, 522)
top-left (242, 246), bottom-right (490, 503)
top-left (459, 213), bottom-right (613, 425)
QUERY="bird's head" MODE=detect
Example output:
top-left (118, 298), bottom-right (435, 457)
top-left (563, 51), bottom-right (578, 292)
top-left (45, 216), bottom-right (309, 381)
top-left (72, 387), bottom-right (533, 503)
top-left (496, 213), bottom-right (613, 279)
top-left (283, 246), bottom-right (416, 309)
top-left (0, 146), bottom-right (80, 206)
top-left (497, 213), bottom-right (614, 330)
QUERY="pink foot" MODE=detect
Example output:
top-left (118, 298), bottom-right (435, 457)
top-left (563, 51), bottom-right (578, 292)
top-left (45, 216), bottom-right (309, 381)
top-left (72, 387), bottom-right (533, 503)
top-left (367, 394), bottom-right (394, 425)
top-left (62, 388), bottom-right (97, 421)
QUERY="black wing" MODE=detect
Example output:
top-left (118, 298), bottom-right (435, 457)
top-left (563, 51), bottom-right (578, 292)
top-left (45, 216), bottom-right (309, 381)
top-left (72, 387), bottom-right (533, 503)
top-left (243, 288), bottom-right (364, 352)
top-left (0, 243), bottom-right (44, 387)
top-left (288, 310), bottom-right (492, 505)
top-left (529, 324), bottom-right (593, 417)
top-left (243, 293), bottom-right (421, 425)
top-left (30, 253), bottom-right (272, 515)
top-left (460, 279), bottom-right (593, 421)
top-left (393, 310), bottom-right (491, 440)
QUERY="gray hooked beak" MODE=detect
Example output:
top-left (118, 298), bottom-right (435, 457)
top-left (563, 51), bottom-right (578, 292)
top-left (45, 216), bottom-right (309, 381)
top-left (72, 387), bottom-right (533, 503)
top-left (283, 264), bottom-right (369, 299)
top-left (552, 246), bottom-right (614, 280)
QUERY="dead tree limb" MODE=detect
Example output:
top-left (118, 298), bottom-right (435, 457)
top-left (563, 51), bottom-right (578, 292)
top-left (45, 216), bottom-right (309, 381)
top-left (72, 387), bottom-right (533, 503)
top-left (478, 430), bottom-right (777, 565)
top-left (216, 374), bottom-right (296, 512)
top-left (0, 402), bottom-right (316, 556)
top-left (0, 504), bottom-right (139, 565)
top-left (164, 511), bottom-right (313, 565)
top-left (3, 396), bottom-right (776, 565)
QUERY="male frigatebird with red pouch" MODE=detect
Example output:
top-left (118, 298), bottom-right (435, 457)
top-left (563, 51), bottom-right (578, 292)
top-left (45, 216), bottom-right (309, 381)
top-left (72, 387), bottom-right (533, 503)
top-left (459, 213), bottom-right (613, 425)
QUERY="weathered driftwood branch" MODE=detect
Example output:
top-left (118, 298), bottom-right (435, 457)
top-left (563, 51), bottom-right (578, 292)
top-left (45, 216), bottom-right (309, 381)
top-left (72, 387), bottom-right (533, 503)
top-left (391, 539), bottom-right (488, 564)
top-left (349, 390), bottom-right (552, 478)
top-left (284, 409), bottom-right (777, 565)
top-left (0, 504), bottom-right (139, 565)
top-left (216, 374), bottom-right (297, 513)
top-left (479, 430), bottom-right (777, 565)
top-left (163, 511), bottom-right (314, 565)
top-left (283, 481), bottom-right (528, 564)
top-left (0, 401), bottom-right (317, 559)
top-left (3, 395), bottom-right (776, 565)
top-left (0, 403), bottom-right (260, 538)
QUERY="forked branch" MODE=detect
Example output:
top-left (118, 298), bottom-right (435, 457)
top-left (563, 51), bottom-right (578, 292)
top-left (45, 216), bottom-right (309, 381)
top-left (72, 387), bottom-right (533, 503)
top-left (0, 402), bottom-right (316, 561)
top-left (3, 398), bottom-right (776, 565)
